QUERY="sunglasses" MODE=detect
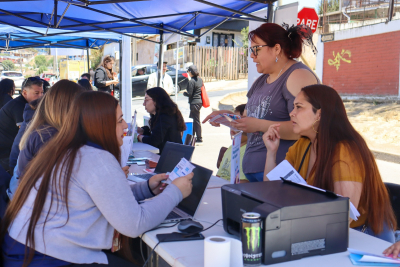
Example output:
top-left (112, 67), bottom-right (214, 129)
top-left (22, 77), bottom-right (41, 88)
top-left (248, 45), bottom-right (268, 57)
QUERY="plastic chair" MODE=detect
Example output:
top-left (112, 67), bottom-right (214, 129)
top-left (385, 182), bottom-right (400, 230)
top-left (217, 147), bottom-right (228, 168)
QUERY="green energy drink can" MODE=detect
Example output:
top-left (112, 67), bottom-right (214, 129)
top-left (241, 212), bottom-right (262, 266)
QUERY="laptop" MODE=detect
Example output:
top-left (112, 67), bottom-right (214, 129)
top-left (163, 163), bottom-right (213, 223)
top-left (128, 141), bottom-right (195, 181)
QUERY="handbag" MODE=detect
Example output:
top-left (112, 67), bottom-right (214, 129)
top-left (201, 84), bottom-right (210, 108)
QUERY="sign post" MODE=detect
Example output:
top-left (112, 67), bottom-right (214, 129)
top-left (297, 7), bottom-right (319, 33)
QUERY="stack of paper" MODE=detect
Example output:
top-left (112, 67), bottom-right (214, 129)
top-left (348, 249), bottom-right (400, 266)
top-left (267, 160), bottom-right (360, 221)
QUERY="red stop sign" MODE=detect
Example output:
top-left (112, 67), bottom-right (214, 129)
top-left (297, 7), bottom-right (319, 33)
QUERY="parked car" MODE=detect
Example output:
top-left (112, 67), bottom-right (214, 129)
top-left (0, 71), bottom-right (24, 93)
top-left (115, 64), bottom-right (189, 98)
top-left (39, 73), bottom-right (58, 86)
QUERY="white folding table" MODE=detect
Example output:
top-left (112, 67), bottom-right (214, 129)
top-left (141, 176), bottom-right (393, 267)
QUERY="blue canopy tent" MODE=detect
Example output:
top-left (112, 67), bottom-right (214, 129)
top-left (0, 0), bottom-right (274, 119)
top-left (0, 25), bottom-right (121, 50)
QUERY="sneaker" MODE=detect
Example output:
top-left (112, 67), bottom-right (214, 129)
top-left (196, 138), bottom-right (203, 143)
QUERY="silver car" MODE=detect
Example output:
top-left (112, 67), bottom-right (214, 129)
top-left (0, 71), bottom-right (24, 93)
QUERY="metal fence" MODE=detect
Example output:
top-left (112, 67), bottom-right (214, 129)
top-left (320, 0), bottom-right (400, 33)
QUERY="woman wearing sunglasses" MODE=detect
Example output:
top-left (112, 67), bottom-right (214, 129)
top-left (203, 23), bottom-right (319, 182)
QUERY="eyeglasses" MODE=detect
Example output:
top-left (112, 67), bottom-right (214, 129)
top-left (22, 76), bottom-right (41, 88)
top-left (144, 97), bottom-right (153, 103)
top-left (249, 45), bottom-right (268, 57)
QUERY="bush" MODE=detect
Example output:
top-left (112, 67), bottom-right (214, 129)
top-left (34, 55), bottom-right (47, 68)
top-left (1, 60), bottom-right (15, 71)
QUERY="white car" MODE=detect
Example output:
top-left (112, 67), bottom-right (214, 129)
top-left (0, 71), bottom-right (24, 93)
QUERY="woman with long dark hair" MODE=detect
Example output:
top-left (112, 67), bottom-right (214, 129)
top-left (2, 91), bottom-right (193, 266)
top-left (184, 65), bottom-right (203, 143)
top-left (203, 23), bottom-right (319, 182)
top-left (137, 87), bottom-right (186, 153)
top-left (263, 84), bottom-right (396, 242)
top-left (0, 78), bottom-right (15, 109)
top-left (95, 55), bottom-right (119, 93)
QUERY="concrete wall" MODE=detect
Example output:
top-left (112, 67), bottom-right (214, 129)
top-left (317, 19), bottom-right (400, 96)
top-left (135, 35), bottom-right (159, 65)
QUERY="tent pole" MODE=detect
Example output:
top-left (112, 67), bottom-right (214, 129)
top-left (54, 0), bottom-right (57, 27)
top-left (157, 29), bottom-right (164, 87)
top-left (119, 40), bottom-right (123, 108)
top-left (267, 3), bottom-right (274, 23)
top-left (86, 47), bottom-right (90, 74)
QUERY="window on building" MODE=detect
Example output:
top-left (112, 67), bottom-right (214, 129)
top-left (212, 33), bottom-right (235, 47)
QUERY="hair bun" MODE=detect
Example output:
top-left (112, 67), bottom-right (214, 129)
top-left (282, 23), bottom-right (317, 55)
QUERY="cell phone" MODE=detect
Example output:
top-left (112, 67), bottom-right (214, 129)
top-left (156, 232), bottom-right (204, 243)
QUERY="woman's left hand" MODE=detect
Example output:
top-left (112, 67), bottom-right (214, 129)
top-left (383, 242), bottom-right (400, 259)
top-left (234, 117), bottom-right (261, 133)
top-left (122, 166), bottom-right (129, 178)
top-left (148, 173), bottom-right (169, 195)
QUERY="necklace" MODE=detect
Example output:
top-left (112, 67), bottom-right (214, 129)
top-left (268, 60), bottom-right (290, 83)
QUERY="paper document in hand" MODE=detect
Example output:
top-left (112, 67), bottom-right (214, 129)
top-left (209, 113), bottom-right (241, 130)
top-left (266, 160), bottom-right (307, 185)
top-left (267, 160), bottom-right (360, 221)
top-left (167, 158), bottom-right (195, 183)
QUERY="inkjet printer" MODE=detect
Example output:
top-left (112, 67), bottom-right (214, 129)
top-left (221, 180), bottom-right (349, 265)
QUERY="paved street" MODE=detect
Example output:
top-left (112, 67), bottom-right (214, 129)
top-left (131, 88), bottom-right (400, 184)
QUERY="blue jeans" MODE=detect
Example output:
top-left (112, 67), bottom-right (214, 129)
top-left (354, 223), bottom-right (395, 243)
top-left (244, 172), bottom-right (264, 182)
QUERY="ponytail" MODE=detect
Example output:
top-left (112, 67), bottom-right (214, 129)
top-left (248, 23), bottom-right (317, 59)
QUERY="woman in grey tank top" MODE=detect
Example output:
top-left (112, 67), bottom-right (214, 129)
top-left (203, 23), bottom-right (319, 182)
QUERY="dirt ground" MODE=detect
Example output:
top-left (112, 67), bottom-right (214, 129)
top-left (345, 101), bottom-right (400, 156)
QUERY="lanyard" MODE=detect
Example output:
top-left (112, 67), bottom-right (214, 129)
top-left (297, 142), bottom-right (312, 174)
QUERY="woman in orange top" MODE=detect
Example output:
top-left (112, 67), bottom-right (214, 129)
top-left (262, 84), bottom-right (396, 243)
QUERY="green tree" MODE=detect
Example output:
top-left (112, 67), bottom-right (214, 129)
top-left (240, 26), bottom-right (249, 50)
top-left (36, 65), bottom-right (48, 75)
top-left (34, 55), bottom-right (47, 68)
top-left (317, 0), bottom-right (340, 15)
top-left (47, 58), bottom-right (54, 68)
top-left (1, 60), bottom-right (15, 71)
top-left (90, 48), bottom-right (103, 69)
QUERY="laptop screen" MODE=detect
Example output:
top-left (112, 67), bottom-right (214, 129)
top-left (177, 163), bottom-right (212, 217)
top-left (155, 142), bottom-right (195, 173)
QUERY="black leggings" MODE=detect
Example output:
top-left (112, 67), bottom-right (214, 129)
top-left (189, 103), bottom-right (202, 139)
top-left (68, 250), bottom-right (140, 267)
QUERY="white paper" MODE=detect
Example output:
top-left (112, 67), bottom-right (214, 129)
top-left (230, 131), bottom-right (242, 184)
top-left (266, 160), bottom-right (307, 185)
top-left (164, 158), bottom-right (195, 184)
top-left (120, 136), bottom-right (133, 167)
top-left (348, 249), bottom-right (400, 263)
top-left (360, 255), bottom-right (400, 263)
top-left (267, 160), bottom-right (360, 221)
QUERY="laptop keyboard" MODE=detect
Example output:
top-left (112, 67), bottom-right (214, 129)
top-left (165, 210), bottom-right (182, 220)
top-left (134, 173), bottom-right (154, 180)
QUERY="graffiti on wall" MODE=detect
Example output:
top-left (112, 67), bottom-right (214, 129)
top-left (327, 49), bottom-right (351, 71)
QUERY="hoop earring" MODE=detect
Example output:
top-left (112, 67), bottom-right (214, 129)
top-left (275, 57), bottom-right (278, 63)
top-left (312, 119), bottom-right (319, 134)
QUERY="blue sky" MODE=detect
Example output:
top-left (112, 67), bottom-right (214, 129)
top-left (280, 0), bottom-right (320, 10)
